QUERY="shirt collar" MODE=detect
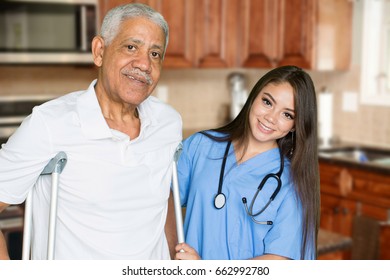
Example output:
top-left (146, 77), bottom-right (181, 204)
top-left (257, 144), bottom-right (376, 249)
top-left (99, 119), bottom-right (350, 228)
top-left (137, 96), bottom-right (158, 128)
top-left (77, 80), bottom-right (111, 140)
top-left (77, 79), bottom-right (158, 140)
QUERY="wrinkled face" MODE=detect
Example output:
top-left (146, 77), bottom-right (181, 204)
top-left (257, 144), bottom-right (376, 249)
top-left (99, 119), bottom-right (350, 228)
top-left (93, 17), bottom-right (166, 106)
top-left (249, 82), bottom-right (296, 149)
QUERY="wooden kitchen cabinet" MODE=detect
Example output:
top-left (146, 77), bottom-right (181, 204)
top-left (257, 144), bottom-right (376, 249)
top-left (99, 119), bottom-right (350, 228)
top-left (99, 0), bottom-right (352, 70)
top-left (319, 160), bottom-right (390, 259)
top-left (315, 0), bottom-right (353, 70)
top-left (194, 0), bottom-right (240, 68)
top-left (320, 193), bottom-right (357, 237)
top-left (239, 0), bottom-right (316, 69)
top-left (156, 0), bottom-right (238, 68)
top-left (238, 0), bottom-right (276, 68)
top-left (160, 0), bottom-right (240, 68)
top-left (240, 0), bottom-right (351, 70)
top-left (276, 0), bottom-right (317, 69)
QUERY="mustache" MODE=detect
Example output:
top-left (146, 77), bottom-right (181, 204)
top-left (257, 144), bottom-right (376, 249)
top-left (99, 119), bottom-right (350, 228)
top-left (123, 69), bottom-right (153, 85)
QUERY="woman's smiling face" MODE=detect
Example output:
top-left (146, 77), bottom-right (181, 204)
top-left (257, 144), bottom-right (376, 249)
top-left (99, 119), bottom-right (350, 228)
top-left (249, 82), bottom-right (296, 150)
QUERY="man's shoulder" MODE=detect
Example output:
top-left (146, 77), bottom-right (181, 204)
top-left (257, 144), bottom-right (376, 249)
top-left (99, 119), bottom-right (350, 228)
top-left (34, 90), bottom-right (84, 117)
top-left (143, 96), bottom-right (182, 122)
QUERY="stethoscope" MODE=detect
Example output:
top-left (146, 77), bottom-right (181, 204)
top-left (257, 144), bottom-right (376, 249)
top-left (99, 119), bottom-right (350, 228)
top-left (214, 141), bottom-right (284, 225)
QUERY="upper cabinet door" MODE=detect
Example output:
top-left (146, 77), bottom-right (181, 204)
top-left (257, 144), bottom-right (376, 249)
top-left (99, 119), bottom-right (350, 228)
top-left (239, 0), bottom-right (277, 68)
top-left (161, 0), bottom-right (239, 68)
top-left (239, 0), bottom-right (316, 69)
top-left (276, 0), bottom-right (317, 69)
top-left (156, 0), bottom-right (196, 68)
top-left (239, 0), bottom-right (351, 70)
top-left (194, 0), bottom-right (239, 68)
top-left (314, 0), bottom-right (352, 71)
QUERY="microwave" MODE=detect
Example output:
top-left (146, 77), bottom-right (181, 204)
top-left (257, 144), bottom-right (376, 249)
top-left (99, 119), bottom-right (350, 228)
top-left (0, 0), bottom-right (99, 64)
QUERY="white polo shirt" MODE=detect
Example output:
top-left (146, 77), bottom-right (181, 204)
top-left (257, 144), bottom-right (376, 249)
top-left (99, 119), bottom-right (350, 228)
top-left (0, 80), bottom-right (182, 259)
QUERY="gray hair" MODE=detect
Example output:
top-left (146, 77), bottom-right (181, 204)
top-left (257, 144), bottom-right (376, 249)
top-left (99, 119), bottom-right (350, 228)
top-left (100, 3), bottom-right (169, 56)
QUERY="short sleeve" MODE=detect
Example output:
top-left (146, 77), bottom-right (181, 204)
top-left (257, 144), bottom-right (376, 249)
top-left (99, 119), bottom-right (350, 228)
top-left (0, 108), bottom-right (53, 204)
top-left (177, 133), bottom-right (203, 207)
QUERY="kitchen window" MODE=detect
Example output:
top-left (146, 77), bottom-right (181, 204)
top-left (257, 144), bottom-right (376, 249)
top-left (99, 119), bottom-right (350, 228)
top-left (360, 0), bottom-right (390, 106)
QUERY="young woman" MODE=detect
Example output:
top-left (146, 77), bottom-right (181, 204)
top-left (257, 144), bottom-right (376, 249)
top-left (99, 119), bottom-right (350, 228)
top-left (175, 65), bottom-right (320, 260)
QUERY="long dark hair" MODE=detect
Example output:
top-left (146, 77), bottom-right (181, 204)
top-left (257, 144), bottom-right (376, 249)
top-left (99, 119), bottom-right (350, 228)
top-left (202, 65), bottom-right (320, 259)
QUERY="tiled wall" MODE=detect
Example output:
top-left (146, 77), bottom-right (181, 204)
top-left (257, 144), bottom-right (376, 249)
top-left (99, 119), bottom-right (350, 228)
top-left (0, 65), bottom-right (389, 148)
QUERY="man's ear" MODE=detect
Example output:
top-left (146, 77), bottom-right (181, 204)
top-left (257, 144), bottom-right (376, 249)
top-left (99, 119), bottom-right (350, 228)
top-left (92, 36), bottom-right (105, 67)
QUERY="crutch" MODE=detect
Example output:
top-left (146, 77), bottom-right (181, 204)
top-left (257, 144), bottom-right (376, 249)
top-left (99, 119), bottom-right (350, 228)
top-left (22, 151), bottom-right (67, 260)
top-left (171, 143), bottom-right (185, 247)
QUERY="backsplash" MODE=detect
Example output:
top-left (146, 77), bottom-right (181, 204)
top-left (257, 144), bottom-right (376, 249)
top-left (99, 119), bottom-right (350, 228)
top-left (0, 65), bottom-right (389, 148)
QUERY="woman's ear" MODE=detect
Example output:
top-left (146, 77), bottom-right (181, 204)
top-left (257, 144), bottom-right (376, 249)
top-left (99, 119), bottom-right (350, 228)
top-left (92, 36), bottom-right (104, 67)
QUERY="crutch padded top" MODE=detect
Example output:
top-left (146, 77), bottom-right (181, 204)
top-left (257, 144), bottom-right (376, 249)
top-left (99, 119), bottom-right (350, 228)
top-left (41, 152), bottom-right (67, 175)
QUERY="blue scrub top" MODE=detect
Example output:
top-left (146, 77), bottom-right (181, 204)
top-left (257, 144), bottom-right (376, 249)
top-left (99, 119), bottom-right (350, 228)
top-left (177, 132), bottom-right (313, 260)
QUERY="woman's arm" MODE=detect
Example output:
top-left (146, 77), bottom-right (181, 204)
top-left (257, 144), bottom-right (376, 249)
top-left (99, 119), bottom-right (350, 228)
top-left (174, 243), bottom-right (201, 260)
top-left (174, 242), bottom-right (289, 260)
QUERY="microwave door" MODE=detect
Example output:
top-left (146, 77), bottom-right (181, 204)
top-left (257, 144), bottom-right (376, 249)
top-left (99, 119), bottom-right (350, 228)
top-left (0, 0), bottom-right (98, 64)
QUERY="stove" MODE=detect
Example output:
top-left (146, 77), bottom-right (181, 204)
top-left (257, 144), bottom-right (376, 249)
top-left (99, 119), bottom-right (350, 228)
top-left (0, 96), bottom-right (56, 147)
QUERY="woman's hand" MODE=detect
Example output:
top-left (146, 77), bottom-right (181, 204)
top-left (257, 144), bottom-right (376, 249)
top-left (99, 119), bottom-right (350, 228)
top-left (174, 243), bottom-right (201, 260)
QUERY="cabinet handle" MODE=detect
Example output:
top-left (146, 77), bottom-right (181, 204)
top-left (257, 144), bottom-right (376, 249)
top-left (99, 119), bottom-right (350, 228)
top-left (333, 207), bottom-right (340, 214)
top-left (342, 207), bottom-right (349, 215)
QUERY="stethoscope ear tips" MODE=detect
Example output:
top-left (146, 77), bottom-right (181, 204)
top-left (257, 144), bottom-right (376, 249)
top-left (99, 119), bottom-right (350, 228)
top-left (242, 197), bottom-right (247, 204)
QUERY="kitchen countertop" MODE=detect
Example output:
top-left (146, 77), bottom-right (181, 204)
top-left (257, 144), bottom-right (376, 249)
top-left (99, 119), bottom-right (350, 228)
top-left (317, 229), bottom-right (352, 255)
top-left (318, 142), bottom-right (390, 175)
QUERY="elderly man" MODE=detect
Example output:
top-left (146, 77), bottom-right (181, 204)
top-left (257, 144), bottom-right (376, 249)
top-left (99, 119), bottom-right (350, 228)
top-left (0, 3), bottom-right (182, 260)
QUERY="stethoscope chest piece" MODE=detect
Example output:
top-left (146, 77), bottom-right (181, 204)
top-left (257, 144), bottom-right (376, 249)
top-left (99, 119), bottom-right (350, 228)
top-left (214, 193), bottom-right (226, 209)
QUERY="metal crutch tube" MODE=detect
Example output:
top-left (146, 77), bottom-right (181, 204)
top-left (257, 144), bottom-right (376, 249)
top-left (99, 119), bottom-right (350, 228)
top-left (172, 143), bottom-right (185, 245)
top-left (22, 152), bottom-right (67, 260)
top-left (22, 190), bottom-right (33, 260)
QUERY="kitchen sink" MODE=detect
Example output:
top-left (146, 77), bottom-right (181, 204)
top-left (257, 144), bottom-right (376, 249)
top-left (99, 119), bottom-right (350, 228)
top-left (319, 146), bottom-right (390, 167)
